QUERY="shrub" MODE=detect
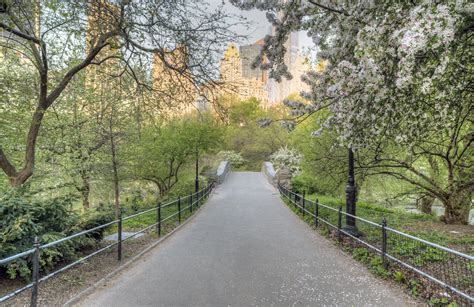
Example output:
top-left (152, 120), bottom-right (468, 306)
top-left (270, 146), bottom-right (302, 175)
top-left (218, 150), bottom-right (246, 168)
top-left (408, 279), bottom-right (420, 297)
top-left (352, 247), bottom-right (371, 264)
top-left (79, 210), bottom-right (115, 242)
top-left (291, 173), bottom-right (319, 194)
top-left (393, 271), bottom-right (405, 283)
top-left (369, 257), bottom-right (391, 278)
top-left (0, 189), bottom-right (95, 280)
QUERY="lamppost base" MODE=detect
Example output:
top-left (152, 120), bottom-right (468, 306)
top-left (342, 225), bottom-right (360, 238)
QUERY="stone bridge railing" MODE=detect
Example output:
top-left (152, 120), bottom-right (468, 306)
top-left (261, 161), bottom-right (277, 187)
top-left (216, 160), bottom-right (231, 184)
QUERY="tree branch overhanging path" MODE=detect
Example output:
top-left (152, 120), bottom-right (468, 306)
top-left (232, 0), bottom-right (474, 224)
top-left (0, 0), bottom-right (242, 187)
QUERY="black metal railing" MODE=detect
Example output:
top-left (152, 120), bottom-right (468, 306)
top-left (0, 182), bottom-right (214, 306)
top-left (278, 184), bottom-right (473, 305)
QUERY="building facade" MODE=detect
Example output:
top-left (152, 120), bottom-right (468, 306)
top-left (151, 45), bottom-right (198, 118)
top-left (216, 36), bottom-right (309, 109)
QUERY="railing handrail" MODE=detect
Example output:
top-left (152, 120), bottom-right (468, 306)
top-left (278, 184), bottom-right (472, 260)
top-left (0, 182), bottom-right (215, 305)
top-left (0, 183), bottom-right (213, 264)
top-left (278, 184), bottom-right (473, 303)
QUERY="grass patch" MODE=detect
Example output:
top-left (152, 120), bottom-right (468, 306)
top-left (304, 194), bottom-right (471, 253)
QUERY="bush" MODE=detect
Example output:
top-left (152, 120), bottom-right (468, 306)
top-left (270, 146), bottom-right (302, 175)
top-left (218, 150), bottom-right (246, 168)
top-left (291, 173), bottom-right (319, 194)
top-left (393, 271), bottom-right (405, 283)
top-left (79, 210), bottom-right (115, 242)
top-left (0, 189), bottom-right (97, 280)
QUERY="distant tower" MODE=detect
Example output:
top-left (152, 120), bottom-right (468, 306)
top-left (271, 1), bottom-right (300, 102)
top-left (217, 43), bottom-right (269, 107)
top-left (220, 44), bottom-right (242, 83)
top-left (152, 44), bottom-right (197, 117)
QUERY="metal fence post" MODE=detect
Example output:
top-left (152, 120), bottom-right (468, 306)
top-left (117, 208), bottom-right (122, 261)
top-left (157, 202), bottom-right (161, 236)
top-left (302, 191), bottom-right (306, 217)
top-left (190, 192), bottom-right (193, 213)
top-left (314, 199), bottom-right (319, 227)
top-left (30, 236), bottom-right (40, 307)
top-left (338, 206), bottom-right (342, 242)
top-left (382, 218), bottom-right (387, 268)
top-left (178, 196), bottom-right (181, 223)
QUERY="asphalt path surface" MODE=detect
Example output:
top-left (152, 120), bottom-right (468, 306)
top-left (78, 172), bottom-right (414, 307)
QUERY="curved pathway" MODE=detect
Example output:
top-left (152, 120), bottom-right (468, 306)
top-left (78, 172), bottom-right (414, 306)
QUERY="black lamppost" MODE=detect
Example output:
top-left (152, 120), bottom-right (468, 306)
top-left (343, 147), bottom-right (359, 236)
top-left (195, 148), bottom-right (199, 193)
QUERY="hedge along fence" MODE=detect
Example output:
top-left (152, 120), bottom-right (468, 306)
top-left (278, 184), bottom-right (473, 305)
top-left (0, 183), bottom-right (214, 306)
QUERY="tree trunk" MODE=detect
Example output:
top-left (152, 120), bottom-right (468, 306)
top-left (441, 191), bottom-right (471, 225)
top-left (80, 172), bottom-right (91, 209)
top-left (419, 195), bottom-right (434, 215)
top-left (109, 122), bottom-right (120, 220)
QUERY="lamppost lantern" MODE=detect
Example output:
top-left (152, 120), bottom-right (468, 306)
top-left (343, 147), bottom-right (359, 237)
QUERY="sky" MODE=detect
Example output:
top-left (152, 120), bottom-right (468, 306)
top-left (207, 0), bottom-right (313, 49)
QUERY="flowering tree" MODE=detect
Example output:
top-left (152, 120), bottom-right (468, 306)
top-left (270, 145), bottom-right (302, 176)
top-left (232, 1), bottom-right (473, 224)
top-left (218, 151), bottom-right (246, 168)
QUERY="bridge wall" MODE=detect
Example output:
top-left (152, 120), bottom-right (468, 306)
top-left (216, 161), bottom-right (231, 184)
top-left (261, 161), bottom-right (277, 187)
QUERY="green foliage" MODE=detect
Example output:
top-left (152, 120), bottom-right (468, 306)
top-left (352, 248), bottom-right (389, 278)
top-left (291, 173), bottom-right (320, 194)
top-left (393, 271), bottom-right (405, 283)
top-left (408, 279), bottom-right (420, 297)
top-left (0, 188), bottom-right (107, 280)
top-left (221, 97), bottom-right (288, 171)
top-left (352, 247), bottom-right (371, 264)
top-left (427, 296), bottom-right (452, 306)
top-left (289, 114), bottom-right (347, 195)
top-left (79, 210), bottom-right (115, 242)
top-left (128, 189), bottom-right (145, 213)
top-left (228, 97), bottom-right (262, 125)
top-left (368, 257), bottom-right (390, 278)
top-left (129, 116), bottom-right (222, 195)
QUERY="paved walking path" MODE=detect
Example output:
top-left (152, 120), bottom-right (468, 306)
top-left (78, 172), bottom-right (414, 306)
